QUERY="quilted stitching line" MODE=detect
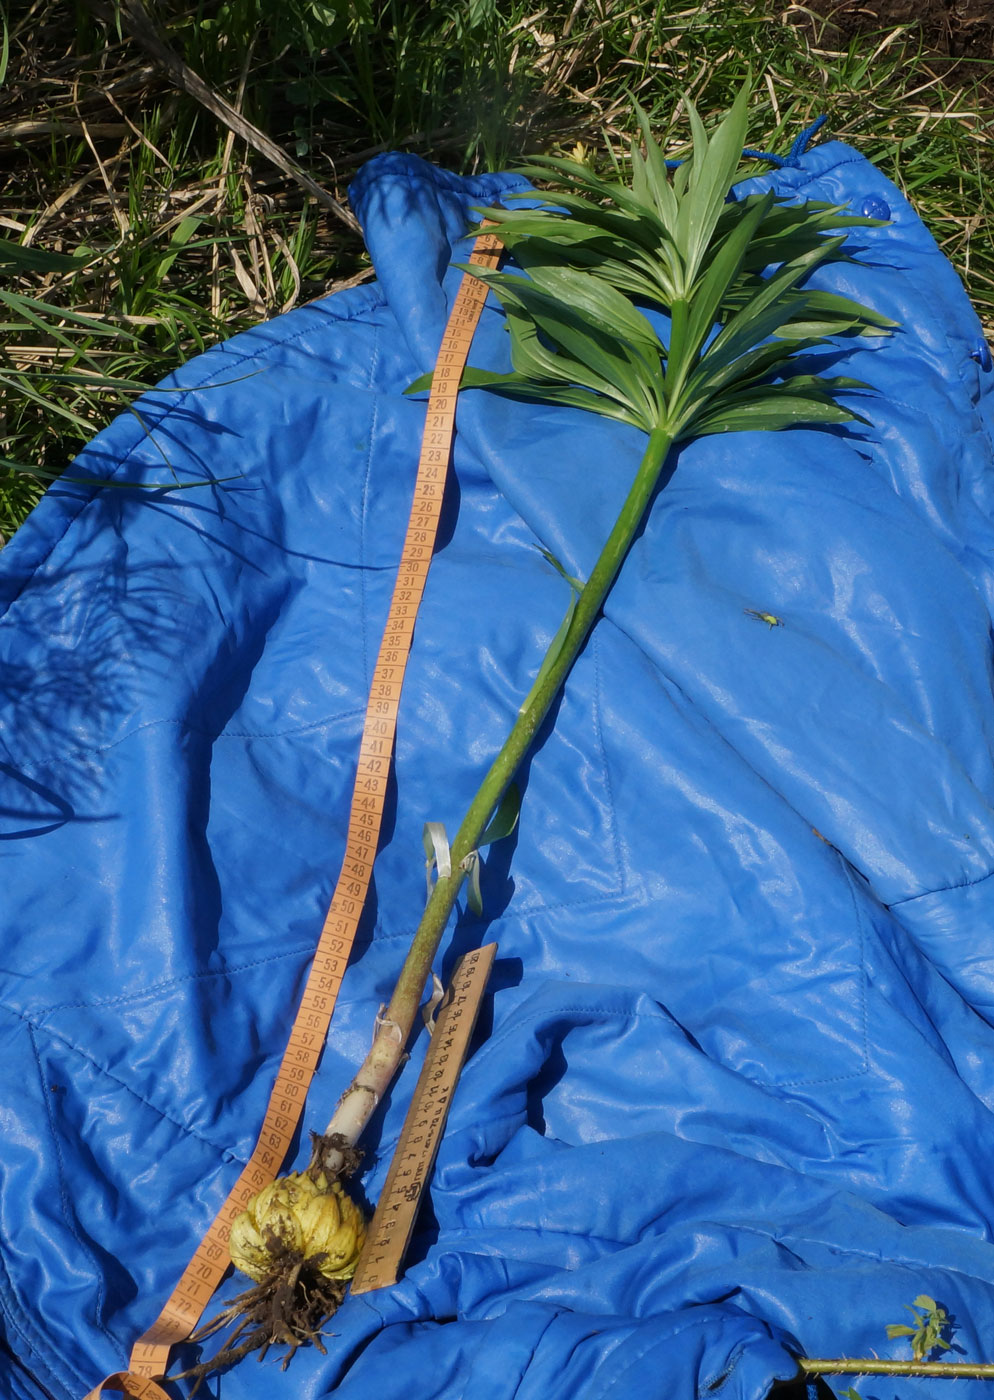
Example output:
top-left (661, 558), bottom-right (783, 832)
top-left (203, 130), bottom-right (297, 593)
top-left (2, 1005), bottom-right (249, 1164)
top-left (889, 863), bottom-right (994, 905)
top-left (0, 1162), bottom-right (80, 1400)
top-left (24, 939), bottom-right (319, 1016)
top-left (591, 630), bottom-right (628, 897)
top-left (0, 1275), bottom-right (73, 1400)
top-left (27, 1024), bottom-right (119, 1361)
top-left (0, 709), bottom-right (369, 791)
top-left (0, 289), bottom-right (387, 630)
top-left (777, 856), bottom-right (870, 1089)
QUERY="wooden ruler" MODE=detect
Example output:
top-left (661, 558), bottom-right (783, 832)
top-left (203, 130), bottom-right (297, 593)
top-left (83, 227), bottom-right (503, 1400)
top-left (350, 941), bottom-right (497, 1293)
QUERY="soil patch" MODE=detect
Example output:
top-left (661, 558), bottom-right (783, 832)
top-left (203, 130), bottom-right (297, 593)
top-left (802, 0), bottom-right (994, 66)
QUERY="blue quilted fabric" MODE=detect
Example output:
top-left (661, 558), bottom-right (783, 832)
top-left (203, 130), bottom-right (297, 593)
top-left (3, 138), bottom-right (994, 1400)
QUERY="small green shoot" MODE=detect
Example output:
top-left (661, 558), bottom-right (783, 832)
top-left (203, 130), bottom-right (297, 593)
top-left (800, 1291), bottom-right (984, 1382)
top-left (885, 1295), bottom-right (952, 1363)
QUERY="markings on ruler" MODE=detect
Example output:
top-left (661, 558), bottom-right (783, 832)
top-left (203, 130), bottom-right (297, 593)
top-left (350, 941), bottom-right (497, 1294)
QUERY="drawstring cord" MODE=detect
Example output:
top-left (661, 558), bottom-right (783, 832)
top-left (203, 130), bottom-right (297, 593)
top-left (662, 113), bottom-right (828, 171)
top-left (742, 114), bottom-right (828, 168)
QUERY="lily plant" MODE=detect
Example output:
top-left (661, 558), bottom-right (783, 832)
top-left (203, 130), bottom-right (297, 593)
top-left (206, 82), bottom-right (894, 1370)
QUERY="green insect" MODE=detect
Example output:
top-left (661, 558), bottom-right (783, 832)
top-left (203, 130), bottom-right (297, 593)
top-left (744, 608), bottom-right (783, 630)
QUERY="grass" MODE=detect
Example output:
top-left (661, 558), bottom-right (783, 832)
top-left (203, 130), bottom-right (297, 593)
top-left (0, 0), bottom-right (992, 539)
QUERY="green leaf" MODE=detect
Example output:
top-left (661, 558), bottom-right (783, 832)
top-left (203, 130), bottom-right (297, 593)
top-left (519, 592), bottom-right (579, 715)
top-left (0, 240), bottom-right (84, 274)
top-left (155, 215), bottom-right (204, 283)
top-left (773, 288), bottom-right (897, 338)
top-left (0, 455), bottom-right (240, 491)
top-left (405, 369), bottom-right (434, 395)
top-left (469, 270), bottom-right (660, 427)
top-left (0, 289), bottom-right (141, 341)
top-left (476, 210), bottom-right (625, 249)
top-left (513, 256), bottom-right (663, 357)
top-left (492, 380), bottom-right (648, 429)
top-left (463, 80), bottom-right (891, 452)
top-left (462, 850), bottom-right (483, 916)
top-left (687, 391), bottom-right (859, 438)
top-left (504, 163), bottom-right (666, 231)
top-left (421, 362), bottom-right (647, 429)
top-left (534, 544), bottom-right (584, 593)
top-left (683, 190), bottom-right (776, 366)
top-left (683, 336), bottom-right (824, 404)
top-left (465, 0), bottom-right (496, 27)
top-left (479, 783), bottom-right (521, 847)
top-left (691, 236), bottom-right (847, 391)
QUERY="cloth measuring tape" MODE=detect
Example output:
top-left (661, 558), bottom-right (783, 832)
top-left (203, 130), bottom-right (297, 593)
top-left (82, 226), bottom-right (503, 1400)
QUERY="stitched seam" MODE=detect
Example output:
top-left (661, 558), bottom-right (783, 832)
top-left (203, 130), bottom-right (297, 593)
top-left (889, 864), bottom-right (994, 906)
top-left (5, 1008), bottom-right (249, 1162)
top-left (1, 707), bottom-right (367, 790)
top-left (507, 1308), bottom-right (562, 1400)
top-left (477, 998), bottom-right (670, 1069)
top-left (0, 1191), bottom-right (77, 1400)
top-left (439, 1219), bottom-right (633, 1250)
top-left (475, 886), bottom-right (640, 922)
top-left (603, 1315), bottom-right (743, 1398)
top-left (23, 940), bottom-right (317, 1016)
top-left (0, 294), bottom-right (385, 629)
top-left (778, 857), bottom-right (870, 1088)
top-left (371, 887), bottom-right (644, 939)
top-left (27, 1026), bottom-right (118, 1359)
top-left (720, 1217), bottom-right (994, 1289)
top-left (877, 388), bottom-right (988, 433)
top-left (0, 1342), bottom-right (61, 1400)
top-left (591, 631), bottom-right (627, 896)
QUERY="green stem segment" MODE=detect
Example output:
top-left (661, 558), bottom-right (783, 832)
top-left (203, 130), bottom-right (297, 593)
top-left (320, 424), bottom-right (674, 1158)
top-left (388, 423), bottom-right (673, 1022)
top-left (799, 1359), bottom-right (994, 1379)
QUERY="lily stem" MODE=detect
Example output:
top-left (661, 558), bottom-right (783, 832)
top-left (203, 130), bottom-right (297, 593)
top-left (317, 422), bottom-right (675, 1170)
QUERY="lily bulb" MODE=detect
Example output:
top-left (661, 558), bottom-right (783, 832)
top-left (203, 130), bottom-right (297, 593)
top-left (228, 1171), bottom-right (366, 1283)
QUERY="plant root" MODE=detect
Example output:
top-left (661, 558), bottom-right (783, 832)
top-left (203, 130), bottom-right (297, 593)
top-left (173, 1144), bottom-right (367, 1386)
top-left (175, 1244), bottom-right (349, 1385)
top-left (307, 1129), bottom-right (364, 1181)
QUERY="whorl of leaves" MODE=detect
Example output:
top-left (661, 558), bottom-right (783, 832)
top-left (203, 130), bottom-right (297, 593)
top-left (423, 84), bottom-right (895, 443)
